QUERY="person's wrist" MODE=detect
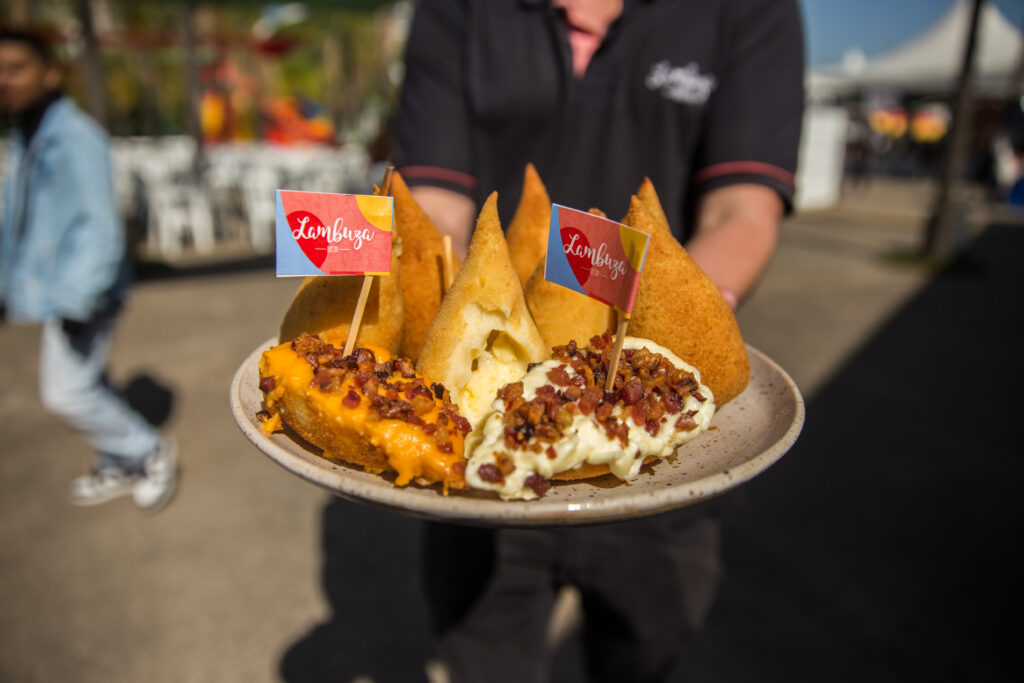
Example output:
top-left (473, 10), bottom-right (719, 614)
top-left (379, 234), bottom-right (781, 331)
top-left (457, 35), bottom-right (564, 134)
top-left (719, 287), bottom-right (738, 310)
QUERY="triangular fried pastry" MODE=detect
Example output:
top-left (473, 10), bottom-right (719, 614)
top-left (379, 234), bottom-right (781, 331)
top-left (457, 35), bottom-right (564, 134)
top-left (623, 196), bottom-right (749, 404)
top-left (506, 163), bottom-right (552, 285)
top-left (524, 260), bottom-right (615, 351)
top-left (635, 177), bottom-right (671, 233)
top-left (278, 242), bottom-right (403, 354)
top-left (523, 205), bottom-right (614, 349)
top-left (391, 170), bottom-right (461, 361)
top-left (417, 192), bottom-right (548, 427)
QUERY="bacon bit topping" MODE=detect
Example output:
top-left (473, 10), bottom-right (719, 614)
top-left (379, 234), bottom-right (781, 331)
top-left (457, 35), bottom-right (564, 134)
top-left (394, 357), bottom-right (416, 378)
top-left (477, 463), bottom-right (505, 483)
top-left (352, 348), bottom-right (376, 365)
top-left (259, 376), bottom-right (277, 393)
top-left (256, 409), bottom-right (272, 423)
top-left (620, 377), bottom-right (645, 405)
top-left (578, 386), bottom-right (603, 415)
top-left (279, 333), bottom-right (470, 454)
top-left (675, 413), bottom-right (697, 431)
top-left (495, 452), bottom-right (516, 476)
top-left (495, 334), bottom-right (706, 451)
top-left (547, 365), bottom-right (571, 387)
top-left (450, 412), bottom-right (472, 436)
top-left (498, 381), bottom-right (524, 409)
top-left (525, 474), bottom-right (551, 497)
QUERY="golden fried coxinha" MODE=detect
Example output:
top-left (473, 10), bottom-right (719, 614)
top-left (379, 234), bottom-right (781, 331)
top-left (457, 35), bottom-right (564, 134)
top-left (416, 192), bottom-right (548, 428)
top-left (391, 170), bottom-right (461, 362)
top-left (623, 196), bottom-right (750, 405)
top-left (278, 243), bottom-right (403, 354)
top-left (506, 163), bottom-right (552, 286)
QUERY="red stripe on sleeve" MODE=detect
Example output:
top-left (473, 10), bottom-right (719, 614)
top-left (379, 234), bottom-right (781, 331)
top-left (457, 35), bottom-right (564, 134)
top-left (397, 165), bottom-right (478, 190)
top-left (694, 161), bottom-right (795, 187)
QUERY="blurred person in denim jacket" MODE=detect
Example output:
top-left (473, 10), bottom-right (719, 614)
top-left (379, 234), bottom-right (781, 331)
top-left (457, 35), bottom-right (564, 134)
top-left (0, 29), bottom-right (177, 511)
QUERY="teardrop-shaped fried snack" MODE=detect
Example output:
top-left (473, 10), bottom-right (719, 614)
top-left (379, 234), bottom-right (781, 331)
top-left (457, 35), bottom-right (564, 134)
top-left (417, 192), bottom-right (548, 428)
top-left (635, 176), bottom-right (671, 233)
top-left (506, 163), bottom-right (552, 285)
top-left (623, 196), bottom-right (749, 404)
top-left (523, 205), bottom-right (614, 349)
top-left (278, 242), bottom-right (403, 354)
top-left (524, 260), bottom-right (615, 351)
top-left (391, 170), bottom-right (460, 361)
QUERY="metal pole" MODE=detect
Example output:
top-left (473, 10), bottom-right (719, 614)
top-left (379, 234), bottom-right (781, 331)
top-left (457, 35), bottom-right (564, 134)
top-left (179, 1), bottom-right (205, 183)
top-left (923, 0), bottom-right (985, 259)
top-left (74, 0), bottom-right (108, 129)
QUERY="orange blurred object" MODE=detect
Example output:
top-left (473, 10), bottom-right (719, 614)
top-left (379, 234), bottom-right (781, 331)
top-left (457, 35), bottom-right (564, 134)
top-left (868, 107), bottom-right (908, 139)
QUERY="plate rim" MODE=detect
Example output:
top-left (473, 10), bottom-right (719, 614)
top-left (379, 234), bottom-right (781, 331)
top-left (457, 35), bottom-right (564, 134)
top-left (230, 337), bottom-right (805, 526)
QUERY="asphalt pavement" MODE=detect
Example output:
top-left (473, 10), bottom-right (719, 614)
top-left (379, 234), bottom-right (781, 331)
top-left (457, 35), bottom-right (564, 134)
top-left (0, 179), bottom-right (1019, 682)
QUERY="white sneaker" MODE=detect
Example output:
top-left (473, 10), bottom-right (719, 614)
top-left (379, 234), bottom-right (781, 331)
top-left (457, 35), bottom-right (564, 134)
top-left (69, 467), bottom-right (136, 506)
top-left (132, 436), bottom-right (179, 513)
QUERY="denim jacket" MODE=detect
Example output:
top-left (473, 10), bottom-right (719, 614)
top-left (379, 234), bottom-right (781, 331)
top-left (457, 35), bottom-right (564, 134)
top-left (1, 97), bottom-right (128, 323)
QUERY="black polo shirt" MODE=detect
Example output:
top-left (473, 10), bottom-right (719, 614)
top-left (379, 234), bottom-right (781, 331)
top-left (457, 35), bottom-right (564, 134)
top-left (394, 0), bottom-right (804, 241)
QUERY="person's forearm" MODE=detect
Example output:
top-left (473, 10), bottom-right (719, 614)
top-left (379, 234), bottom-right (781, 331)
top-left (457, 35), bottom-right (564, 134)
top-left (686, 184), bottom-right (782, 308)
top-left (409, 186), bottom-right (476, 260)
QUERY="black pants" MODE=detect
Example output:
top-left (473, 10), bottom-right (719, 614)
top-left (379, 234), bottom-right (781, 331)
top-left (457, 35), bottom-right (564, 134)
top-left (423, 508), bottom-right (721, 683)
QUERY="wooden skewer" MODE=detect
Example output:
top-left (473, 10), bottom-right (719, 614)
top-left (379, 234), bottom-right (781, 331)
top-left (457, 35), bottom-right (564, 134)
top-left (604, 314), bottom-right (630, 392)
top-left (342, 165), bottom-right (394, 357)
top-left (379, 169), bottom-right (393, 197)
top-left (343, 275), bottom-right (374, 356)
top-left (441, 234), bottom-right (453, 290)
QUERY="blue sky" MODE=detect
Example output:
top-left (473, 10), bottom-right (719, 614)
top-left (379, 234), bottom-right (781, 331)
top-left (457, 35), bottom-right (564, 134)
top-left (800, 0), bottom-right (1024, 66)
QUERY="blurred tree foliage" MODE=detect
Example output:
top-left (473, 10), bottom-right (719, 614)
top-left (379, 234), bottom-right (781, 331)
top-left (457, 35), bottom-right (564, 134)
top-left (3, 0), bottom-right (409, 143)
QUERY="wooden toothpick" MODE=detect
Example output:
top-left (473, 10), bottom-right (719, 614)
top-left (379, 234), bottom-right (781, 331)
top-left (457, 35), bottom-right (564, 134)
top-left (342, 165), bottom-right (394, 357)
top-left (441, 234), bottom-right (453, 290)
top-left (604, 314), bottom-right (630, 392)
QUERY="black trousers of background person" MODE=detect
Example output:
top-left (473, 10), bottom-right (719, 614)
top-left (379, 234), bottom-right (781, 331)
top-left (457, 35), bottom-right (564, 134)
top-left (423, 507), bottom-right (721, 683)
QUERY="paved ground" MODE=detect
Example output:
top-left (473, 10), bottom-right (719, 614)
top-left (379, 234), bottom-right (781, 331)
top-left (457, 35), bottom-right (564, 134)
top-left (0, 180), bottom-right (1019, 682)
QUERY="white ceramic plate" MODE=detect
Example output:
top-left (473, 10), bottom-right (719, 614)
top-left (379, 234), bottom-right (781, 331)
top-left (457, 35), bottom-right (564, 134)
top-left (231, 338), bottom-right (804, 526)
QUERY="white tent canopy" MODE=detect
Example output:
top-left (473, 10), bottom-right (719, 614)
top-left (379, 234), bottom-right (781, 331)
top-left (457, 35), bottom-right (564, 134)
top-left (809, 0), bottom-right (1023, 96)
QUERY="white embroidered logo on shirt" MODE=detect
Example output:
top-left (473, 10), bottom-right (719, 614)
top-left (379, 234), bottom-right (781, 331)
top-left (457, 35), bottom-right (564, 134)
top-left (644, 60), bottom-right (717, 105)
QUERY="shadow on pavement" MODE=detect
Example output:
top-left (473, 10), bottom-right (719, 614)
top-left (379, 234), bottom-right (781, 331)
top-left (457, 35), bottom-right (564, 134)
top-left (119, 373), bottom-right (175, 427)
top-left (133, 254), bottom-right (274, 282)
top-left (279, 497), bottom-right (434, 683)
top-left (673, 223), bottom-right (1022, 681)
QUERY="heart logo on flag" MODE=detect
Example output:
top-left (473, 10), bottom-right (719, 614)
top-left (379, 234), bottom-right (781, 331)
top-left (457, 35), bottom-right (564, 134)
top-left (287, 210), bottom-right (327, 268)
top-left (560, 225), bottom-right (593, 287)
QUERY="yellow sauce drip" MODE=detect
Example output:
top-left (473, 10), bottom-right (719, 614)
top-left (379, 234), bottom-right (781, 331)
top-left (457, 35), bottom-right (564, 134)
top-left (259, 341), bottom-right (465, 487)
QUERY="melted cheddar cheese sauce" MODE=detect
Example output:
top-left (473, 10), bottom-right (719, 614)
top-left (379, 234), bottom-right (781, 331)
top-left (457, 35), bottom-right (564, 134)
top-left (259, 340), bottom-right (466, 488)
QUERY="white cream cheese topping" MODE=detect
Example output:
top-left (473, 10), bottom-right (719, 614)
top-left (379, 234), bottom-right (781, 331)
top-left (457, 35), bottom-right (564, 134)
top-left (465, 337), bottom-right (716, 500)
